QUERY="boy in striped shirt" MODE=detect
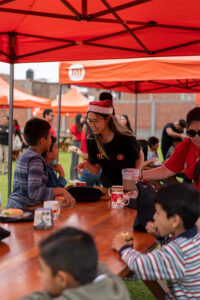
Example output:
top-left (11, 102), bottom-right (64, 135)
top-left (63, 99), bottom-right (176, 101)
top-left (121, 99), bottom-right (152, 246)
top-left (113, 183), bottom-right (200, 299)
top-left (7, 118), bottom-right (75, 208)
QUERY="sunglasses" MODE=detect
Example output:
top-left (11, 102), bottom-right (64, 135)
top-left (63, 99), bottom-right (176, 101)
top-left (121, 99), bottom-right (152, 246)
top-left (186, 129), bottom-right (200, 137)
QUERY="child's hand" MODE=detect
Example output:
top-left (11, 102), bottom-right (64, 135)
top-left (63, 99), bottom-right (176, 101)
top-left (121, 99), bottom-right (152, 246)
top-left (112, 233), bottom-right (133, 252)
top-left (55, 190), bottom-right (76, 207)
top-left (150, 158), bottom-right (158, 163)
top-left (52, 164), bottom-right (65, 177)
top-left (145, 221), bottom-right (160, 236)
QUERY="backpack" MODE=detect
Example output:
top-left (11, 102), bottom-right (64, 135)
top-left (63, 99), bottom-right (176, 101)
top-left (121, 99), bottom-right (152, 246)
top-left (126, 181), bottom-right (156, 232)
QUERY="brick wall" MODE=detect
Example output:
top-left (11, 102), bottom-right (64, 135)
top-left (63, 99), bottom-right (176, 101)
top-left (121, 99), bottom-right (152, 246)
top-left (0, 74), bottom-right (197, 139)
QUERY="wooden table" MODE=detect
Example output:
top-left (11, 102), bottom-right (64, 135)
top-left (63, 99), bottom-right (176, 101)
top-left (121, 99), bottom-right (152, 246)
top-left (0, 197), bottom-right (158, 300)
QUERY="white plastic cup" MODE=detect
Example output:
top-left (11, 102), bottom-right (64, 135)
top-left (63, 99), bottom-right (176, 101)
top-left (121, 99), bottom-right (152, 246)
top-left (43, 200), bottom-right (60, 220)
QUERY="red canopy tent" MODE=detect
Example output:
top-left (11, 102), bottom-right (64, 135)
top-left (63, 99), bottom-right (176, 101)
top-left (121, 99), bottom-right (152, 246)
top-left (0, 77), bottom-right (51, 108)
top-left (0, 0), bottom-right (199, 195)
top-left (0, 0), bottom-right (199, 63)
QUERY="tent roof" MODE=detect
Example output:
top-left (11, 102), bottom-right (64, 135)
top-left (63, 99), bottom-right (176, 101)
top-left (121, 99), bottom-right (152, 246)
top-left (51, 88), bottom-right (89, 114)
top-left (0, 77), bottom-right (51, 108)
top-left (59, 56), bottom-right (200, 93)
top-left (0, 0), bottom-right (199, 63)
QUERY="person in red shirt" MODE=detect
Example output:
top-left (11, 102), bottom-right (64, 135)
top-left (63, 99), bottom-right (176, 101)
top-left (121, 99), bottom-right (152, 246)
top-left (43, 109), bottom-right (55, 137)
top-left (141, 107), bottom-right (200, 191)
top-left (69, 114), bottom-right (84, 180)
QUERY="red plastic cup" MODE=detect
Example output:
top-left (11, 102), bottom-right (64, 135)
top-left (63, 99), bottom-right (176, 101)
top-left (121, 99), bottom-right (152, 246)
top-left (75, 181), bottom-right (86, 187)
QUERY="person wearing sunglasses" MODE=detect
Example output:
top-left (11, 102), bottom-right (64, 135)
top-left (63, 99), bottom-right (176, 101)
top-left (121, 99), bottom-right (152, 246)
top-left (140, 107), bottom-right (200, 191)
top-left (76, 100), bottom-right (144, 188)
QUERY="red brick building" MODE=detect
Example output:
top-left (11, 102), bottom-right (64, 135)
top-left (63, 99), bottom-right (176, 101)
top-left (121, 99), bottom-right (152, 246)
top-left (0, 74), bottom-right (197, 139)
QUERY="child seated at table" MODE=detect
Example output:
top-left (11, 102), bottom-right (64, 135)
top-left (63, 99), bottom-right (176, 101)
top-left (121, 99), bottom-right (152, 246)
top-left (42, 136), bottom-right (67, 188)
top-left (20, 227), bottom-right (130, 300)
top-left (7, 118), bottom-right (75, 208)
top-left (113, 183), bottom-right (200, 299)
top-left (147, 136), bottom-right (159, 160)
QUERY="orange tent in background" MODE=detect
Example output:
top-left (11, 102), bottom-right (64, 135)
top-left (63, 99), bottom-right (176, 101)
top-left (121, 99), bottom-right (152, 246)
top-left (196, 94), bottom-right (200, 104)
top-left (0, 77), bottom-right (51, 108)
top-left (51, 88), bottom-right (89, 116)
top-left (59, 56), bottom-right (200, 94)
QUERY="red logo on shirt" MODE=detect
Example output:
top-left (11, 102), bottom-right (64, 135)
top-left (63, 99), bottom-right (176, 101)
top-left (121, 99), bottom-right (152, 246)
top-left (97, 153), bottom-right (105, 160)
top-left (117, 154), bottom-right (124, 160)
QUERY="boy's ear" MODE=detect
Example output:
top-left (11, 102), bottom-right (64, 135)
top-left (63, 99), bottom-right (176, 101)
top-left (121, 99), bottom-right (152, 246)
top-left (39, 136), bottom-right (46, 145)
top-left (56, 271), bottom-right (77, 289)
top-left (171, 214), bottom-right (183, 229)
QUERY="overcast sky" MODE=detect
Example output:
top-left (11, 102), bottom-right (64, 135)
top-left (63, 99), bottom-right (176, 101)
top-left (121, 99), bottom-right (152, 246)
top-left (0, 62), bottom-right (59, 82)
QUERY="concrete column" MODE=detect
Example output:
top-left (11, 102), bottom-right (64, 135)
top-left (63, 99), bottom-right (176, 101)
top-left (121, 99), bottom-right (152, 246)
top-left (61, 116), bottom-right (66, 132)
top-left (150, 94), bottom-right (156, 136)
top-left (27, 108), bottom-right (32, 120)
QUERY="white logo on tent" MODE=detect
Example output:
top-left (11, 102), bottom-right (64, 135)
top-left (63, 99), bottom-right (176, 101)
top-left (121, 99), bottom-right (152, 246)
top-left (68, 64), bottom-right (85, 81)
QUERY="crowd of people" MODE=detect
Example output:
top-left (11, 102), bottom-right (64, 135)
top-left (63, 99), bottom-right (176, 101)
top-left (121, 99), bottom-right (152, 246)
top-left (1, 92), bottom-right (200, 299)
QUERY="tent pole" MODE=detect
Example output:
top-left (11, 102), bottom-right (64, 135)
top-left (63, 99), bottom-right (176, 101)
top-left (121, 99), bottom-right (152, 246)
top-left (8, 63), bottom-right (14, 197)
top-left (3, 104), bottom-right (6, 116)
top-left (134, 92), bottom-right (138, 136)
top-left (57, 84), bottom-right (62, 149)
top-left (134, 82), bottom-right (138, 137)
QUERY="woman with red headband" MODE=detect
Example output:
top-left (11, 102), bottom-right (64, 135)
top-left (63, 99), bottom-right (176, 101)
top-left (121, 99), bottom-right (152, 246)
top-left (76, 100), bottom-right (144, 188)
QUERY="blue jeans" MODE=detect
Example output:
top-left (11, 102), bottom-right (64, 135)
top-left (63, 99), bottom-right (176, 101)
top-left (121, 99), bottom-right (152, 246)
top-left (80, 168), bottom-right (101, 187)
top-left (70, 140), bottom-right (81, 180)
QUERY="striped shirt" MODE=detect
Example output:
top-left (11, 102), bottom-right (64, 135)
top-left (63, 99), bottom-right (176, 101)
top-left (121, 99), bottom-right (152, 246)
top-left (120, 226), bottom-right (200, 299)
top-left (7, 148), bottom-right (54, 208)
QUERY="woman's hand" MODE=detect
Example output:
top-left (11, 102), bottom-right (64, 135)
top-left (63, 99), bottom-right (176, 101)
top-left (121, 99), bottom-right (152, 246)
top-left (74, 160), bottom-right (88, 176)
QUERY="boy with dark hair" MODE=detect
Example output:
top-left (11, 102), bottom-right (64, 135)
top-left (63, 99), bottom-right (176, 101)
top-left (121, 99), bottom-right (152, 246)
top-left (20, 227), bottom-right (130, 300)
top-left (147, 136), bottom-right (159, 160)
top-left (42, 136), bottom-right (67, 188)
top-left (7, 118), bottom-right (75, 208)
top-left (113, 183), bottom-right (200, 299)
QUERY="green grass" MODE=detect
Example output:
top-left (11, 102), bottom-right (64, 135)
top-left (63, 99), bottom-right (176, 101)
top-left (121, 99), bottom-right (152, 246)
top-left (0, 150), bottom-right (156, 299)
top-left (157, 143), bottom-right (164, 162)
top-left (125, 280), bottom-right (155, 299)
